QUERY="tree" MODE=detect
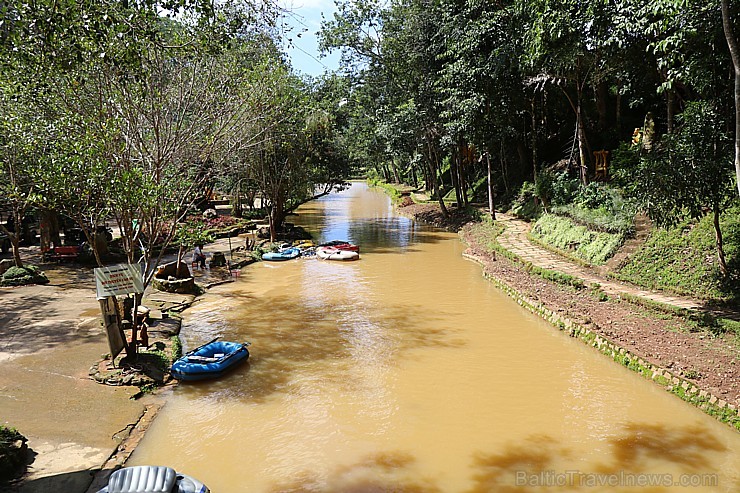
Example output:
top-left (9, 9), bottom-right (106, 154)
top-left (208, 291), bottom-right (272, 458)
top-left (721, 0), bottom-right (740, 196)
top-left (614, 102), bottom-right (735, 276)
top-left (0, 96), bottom-right (38, 267)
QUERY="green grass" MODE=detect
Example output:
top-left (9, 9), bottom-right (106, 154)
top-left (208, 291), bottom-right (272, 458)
top-left (612, 206), bottom-right (740, 302)
top-left (552, 202), bottom-right (635, 235)
top-left (530, 214), bottom-right (626, 265)
top-left (367, 177), bottom-right (403, 203)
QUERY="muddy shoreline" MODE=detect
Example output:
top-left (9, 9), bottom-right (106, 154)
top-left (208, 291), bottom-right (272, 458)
top-left (397, 202), bottom-right (740, 430)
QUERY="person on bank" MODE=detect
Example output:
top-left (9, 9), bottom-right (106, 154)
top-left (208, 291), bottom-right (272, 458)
top-left (192, 244), bottom-right (207, 269)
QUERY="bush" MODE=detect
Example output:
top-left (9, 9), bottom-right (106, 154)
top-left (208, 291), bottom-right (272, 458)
top-left (613, 205), bottom-right (740, 301)
top-left (575, 182), bottom-right (613, 209)
top-left (550, 171), bottom-right (580, 206)
top-left (510, 181), bottom-right (542, 220)
top-left (0, 425), bottom-right (27, 481)
top-left (1, 265), bottom-right (49, 287)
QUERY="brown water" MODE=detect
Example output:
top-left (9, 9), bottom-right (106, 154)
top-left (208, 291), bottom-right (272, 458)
top-left (131, 183), bottom-right (740, 492)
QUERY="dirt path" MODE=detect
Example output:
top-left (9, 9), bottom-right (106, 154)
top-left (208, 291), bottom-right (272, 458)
top-left (494, 212), bottom-right (705, 310)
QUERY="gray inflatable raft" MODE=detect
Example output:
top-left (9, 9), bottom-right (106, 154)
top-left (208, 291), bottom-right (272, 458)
top-left (97, 466), bottom-right (209, 493)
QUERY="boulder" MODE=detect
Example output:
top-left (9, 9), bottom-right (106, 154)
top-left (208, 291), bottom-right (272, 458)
top-left (155, 260), bottom-right (190, 280)
top-left (210, 252), bottom-right (227, 267)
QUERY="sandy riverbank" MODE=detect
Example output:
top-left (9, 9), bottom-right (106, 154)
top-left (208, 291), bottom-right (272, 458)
top-left (0, 236), bottom-right (246, 492)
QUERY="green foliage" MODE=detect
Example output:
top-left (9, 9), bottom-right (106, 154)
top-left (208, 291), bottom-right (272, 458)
top-left (174, 221), bottom-right (214, 251)
top-left (1, 265), bottom-right (49, 287)
top-left (531, 214), bottom-right (626, 265)
top-left (614, 102), bottom-right (734, 228)
top-left (574, 182), bottom-right (612, 209)
top-left (613, 205), bottom-right (740, 301)
top-left (510, 181), bottom-right (542, 220)
top-left (170, 336), bottom-right (183, 362)
top-left (367, 178), bottom-right (403, 203)
top-left (548, 180), bottom-right (636, 235)
top-left (549, 171), bottom-right (581, 206)
top-left (0, 425), bottom-right (26, 481)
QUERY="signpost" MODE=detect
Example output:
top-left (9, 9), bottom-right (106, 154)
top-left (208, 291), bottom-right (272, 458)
top-left (94, 264), bottom-right (144, 360)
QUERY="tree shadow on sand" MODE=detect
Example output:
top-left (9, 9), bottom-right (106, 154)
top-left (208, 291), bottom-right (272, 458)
top-left (0, 293), bottom-right (100, 357)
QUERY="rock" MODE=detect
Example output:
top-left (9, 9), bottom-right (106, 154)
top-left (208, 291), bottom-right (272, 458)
top-left (152, 276), bottom-right (197, 295)
top-left (210, 252), bottom-right (227, 267)
top-left (155, 261), bottom-right (190, 280)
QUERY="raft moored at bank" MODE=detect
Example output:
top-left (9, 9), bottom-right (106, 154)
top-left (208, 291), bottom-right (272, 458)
top-left (97, 465), bottom-right (209, 493)
top-left (315, 246), bottom-right (360, 261)
top-left (170, 339), bottom-right (250, 381)
top-left (262, 247), bottom-right (301, 261)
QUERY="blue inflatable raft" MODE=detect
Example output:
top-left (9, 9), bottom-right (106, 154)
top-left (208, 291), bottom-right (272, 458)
top-left (171, 339), bottom-right (250, 381)
top-left (262, 247), bottom-right (301, 261)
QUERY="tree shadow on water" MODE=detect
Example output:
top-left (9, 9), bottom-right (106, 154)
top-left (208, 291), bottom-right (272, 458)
top-left (466, 424), bottom-right (733, 493)
top-left (594, 422), bottom-right (728, 475)
top-left (265, 451), bottom-right (443, 493)
top-left (175, 291), bottom-right (463, 403)
top-left (466, 435), bottom-right (571, 493)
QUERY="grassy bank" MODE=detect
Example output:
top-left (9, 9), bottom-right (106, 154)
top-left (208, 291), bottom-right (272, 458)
top-left (611, 206), bottom-right (740, 303)
top-left (529, 214), bottom-right (626, 265)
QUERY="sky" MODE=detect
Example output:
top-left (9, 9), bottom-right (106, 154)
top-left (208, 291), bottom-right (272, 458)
top-left (280, 0), bottom-right (342, 77)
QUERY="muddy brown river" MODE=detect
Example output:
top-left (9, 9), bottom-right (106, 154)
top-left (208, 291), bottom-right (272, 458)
top-left (130, 183), bottom-right (740, 492)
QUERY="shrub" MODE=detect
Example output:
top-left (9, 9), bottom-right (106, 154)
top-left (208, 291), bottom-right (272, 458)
top-left (575, 182), bottom-right (613, 209)
top-left (510, 181), bottom-right (542, 220)
top-left (1, 265), bottom-right (49, 287)
top-left (550, 171), bottom-right (580, 206)
top-left (0, 425), bottom-right (27, 481)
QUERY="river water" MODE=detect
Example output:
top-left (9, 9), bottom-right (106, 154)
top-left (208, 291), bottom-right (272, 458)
top-left (130, 182), bottom-right (740, 492)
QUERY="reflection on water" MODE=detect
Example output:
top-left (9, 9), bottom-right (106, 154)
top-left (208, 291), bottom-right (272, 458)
top-left (131, 183), bottom-right (740, 492)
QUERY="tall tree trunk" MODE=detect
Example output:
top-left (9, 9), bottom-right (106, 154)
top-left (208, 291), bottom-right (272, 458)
top-left (722, 0), bottom-right (740, 196)
top-left (39, 209), bottom-right (61, 251)
top-left (666, 88), bottom-right (676, 134)
top-left (426, 133), bottom-right (448, 217)
top-left (451, 146), bottom-right (462, 207)
top-left (459, 148), bottom-right (469, 206)
top-left (531, 97), bottom-right (538, 183)
top-left (596, 80), bottom-right (609, 132)
top-left (382, 163), bottom-right (391, 182)
top-left (391, 159), bottom-right (401, 183)
top-left (486, 152), bottom-right (496, 220)
top-left (577, 99), bottom-right (589, 185)
top-left (616, 81), bottom-right (622, 133)
top-left (713, 204), bottom-right (728, 277)
top-left (10, 209), bottom-right (23, 267)
top-left (410, 162), bottom-right (419, 188)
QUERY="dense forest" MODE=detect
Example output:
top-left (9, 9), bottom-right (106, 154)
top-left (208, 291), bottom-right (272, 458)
top-left (319, 0), bottom-right (740, 298)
